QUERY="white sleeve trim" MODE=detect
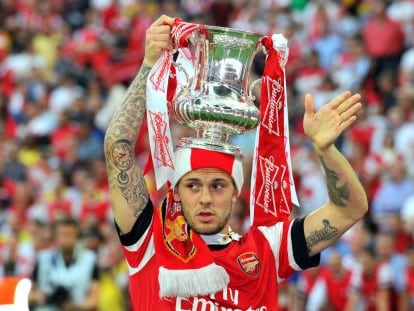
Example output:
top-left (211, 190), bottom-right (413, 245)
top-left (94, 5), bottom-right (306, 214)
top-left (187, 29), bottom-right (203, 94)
top-left (258, 221), bottom-right (301, 281)
top-left (126, 235), bottom-right (155, 275)
top-left (286, 222), bottom-right (301, 271)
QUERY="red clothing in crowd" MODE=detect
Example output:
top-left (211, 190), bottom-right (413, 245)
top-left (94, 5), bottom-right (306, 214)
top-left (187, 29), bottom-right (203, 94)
top-left (298, 267), bottom-right (320, 298)
top-left (361, 269), bottom-right (380, 311)
top-left (51, 122), bottom-right (79, 161)
top-left (350, 262), bottom-right (397, 311)
top-left (320, 267), bottom-right (353, 311)
top-left (393, 233), bottom-right (414, 254)
top-left (406, 266), bottom-right (414, 308)
top-left (363, 16), bottom-right (405, 58)
top-left (308, 266), bottom-right (353, 311)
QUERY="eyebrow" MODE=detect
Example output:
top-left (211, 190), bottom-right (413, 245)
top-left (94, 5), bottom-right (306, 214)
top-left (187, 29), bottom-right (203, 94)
top-left (182, 178), bottom-right (229, 183)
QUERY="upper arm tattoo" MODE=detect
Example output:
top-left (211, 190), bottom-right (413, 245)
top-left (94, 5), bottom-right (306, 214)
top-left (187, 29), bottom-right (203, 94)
top-left (319, 156), bottom-right (350, 207)
top-left (306, 219), bottom-right (339, 254)
top-left (105, 65), bottom-right (151, 145)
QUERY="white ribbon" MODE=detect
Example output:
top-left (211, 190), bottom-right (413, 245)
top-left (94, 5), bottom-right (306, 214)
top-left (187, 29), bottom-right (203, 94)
top-left (146, 51), bottom-right (176, 189)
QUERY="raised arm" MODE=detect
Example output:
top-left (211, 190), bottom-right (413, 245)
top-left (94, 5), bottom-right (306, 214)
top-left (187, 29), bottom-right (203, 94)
top-left (104, 15), bottom-right (174, 234)
top-left (302, 91), bottom-right (369, 256)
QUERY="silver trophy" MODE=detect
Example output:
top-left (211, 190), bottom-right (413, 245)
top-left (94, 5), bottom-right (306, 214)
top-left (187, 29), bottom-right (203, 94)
top-left (171, 26), bottom-right (264, 157)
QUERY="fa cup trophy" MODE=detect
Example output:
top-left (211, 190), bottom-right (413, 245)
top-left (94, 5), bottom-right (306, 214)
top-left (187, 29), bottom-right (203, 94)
top-left (146, 20), bottom-right (291, 197)
top-left (170, 25), bottom-right (263, 157)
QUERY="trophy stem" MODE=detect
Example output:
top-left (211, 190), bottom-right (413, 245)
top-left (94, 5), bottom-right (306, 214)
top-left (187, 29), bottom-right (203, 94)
top-left (177, 137), bottom-right (242, 158)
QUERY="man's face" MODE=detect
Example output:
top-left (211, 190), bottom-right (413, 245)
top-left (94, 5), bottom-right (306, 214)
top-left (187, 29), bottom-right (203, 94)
top-left (56, 224), bottom-right (78, 253)
top-left (359, 251), bottom-right (375, 274)
top-left (175, 168), bottom-right (237, 235)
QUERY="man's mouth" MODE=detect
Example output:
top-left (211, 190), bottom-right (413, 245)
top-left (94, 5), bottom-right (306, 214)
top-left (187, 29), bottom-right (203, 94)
top-left (197, 211), bottom-right (215, 222)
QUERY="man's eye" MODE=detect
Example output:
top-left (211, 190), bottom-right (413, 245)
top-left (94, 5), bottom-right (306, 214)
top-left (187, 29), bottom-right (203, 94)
top-left (186, 183), bottom-right (199, 190)
top-left (211, 183), bottom-right (225, 190)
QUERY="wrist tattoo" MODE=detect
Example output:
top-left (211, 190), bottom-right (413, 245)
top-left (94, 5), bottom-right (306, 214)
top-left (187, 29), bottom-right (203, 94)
top-left (319, 156), bottom-right (350, 207)
top-left (306, 219), bottom-right (339, 253)
top-left (120, 172), bottom-right (147, 211)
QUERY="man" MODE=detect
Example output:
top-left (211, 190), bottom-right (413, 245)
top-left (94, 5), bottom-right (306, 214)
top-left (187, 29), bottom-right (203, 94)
top-left (345, 247), bottom-right (394, 311)
top-left (29, 218), bottom-right (99, 311)
top-left (306, 250), bottom-right (353, 311)
top-left (104, 15), bottom-right (368, 310)
top-left (401, 246), bottom-right (414, 309)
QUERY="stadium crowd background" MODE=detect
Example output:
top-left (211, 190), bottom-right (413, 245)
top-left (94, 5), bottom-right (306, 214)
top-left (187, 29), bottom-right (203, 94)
top-left (0, 0), bottom-right (414, 310)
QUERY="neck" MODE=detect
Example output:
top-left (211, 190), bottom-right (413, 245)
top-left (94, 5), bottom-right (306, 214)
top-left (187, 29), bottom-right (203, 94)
top-left (62, 248), bottom-right (75, 262)
top-left (200, 227), bottom-right (241, 245)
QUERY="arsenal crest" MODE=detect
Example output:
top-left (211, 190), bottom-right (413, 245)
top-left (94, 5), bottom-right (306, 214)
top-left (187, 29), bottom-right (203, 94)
top-left (237, 252), bottom-right (260, 277)
top-left (162, 199), bottom-right (196, 263)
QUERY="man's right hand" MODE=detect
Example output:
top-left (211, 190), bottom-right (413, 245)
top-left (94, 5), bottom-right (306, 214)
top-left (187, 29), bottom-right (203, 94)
top-left (143, 15), bottom-right (175, 67)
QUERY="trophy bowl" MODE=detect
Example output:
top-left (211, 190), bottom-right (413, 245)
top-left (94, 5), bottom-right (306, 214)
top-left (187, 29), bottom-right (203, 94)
top-left (171, 25), bottom-right (263, 155)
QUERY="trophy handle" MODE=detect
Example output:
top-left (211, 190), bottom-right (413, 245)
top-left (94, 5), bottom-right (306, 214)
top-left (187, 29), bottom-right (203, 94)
top-left (172, 60), bottom-right (194, 100)
top-left (248, 78), bottom-right (261, 101)
top-left (173, 61), bottom-right (191, 86)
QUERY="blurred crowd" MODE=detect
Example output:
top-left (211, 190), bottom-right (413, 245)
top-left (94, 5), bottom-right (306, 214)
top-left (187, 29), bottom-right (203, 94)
top-left (0, 0), bottom-right (414, 310)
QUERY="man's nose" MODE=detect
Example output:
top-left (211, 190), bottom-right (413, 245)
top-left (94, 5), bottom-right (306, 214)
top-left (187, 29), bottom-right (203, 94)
top-left (199, 186), bottom-right (212, 204)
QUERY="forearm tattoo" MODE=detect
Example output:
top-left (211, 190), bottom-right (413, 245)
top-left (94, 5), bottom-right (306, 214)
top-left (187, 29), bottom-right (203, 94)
top-left (306, 219), bottom-right (339, 253)
top-left (106, 143), bottom-right (147, 214)
top-left (319, 156), bottom-right (350, 207)
top-left (105, 65), bottom-right (151, 217)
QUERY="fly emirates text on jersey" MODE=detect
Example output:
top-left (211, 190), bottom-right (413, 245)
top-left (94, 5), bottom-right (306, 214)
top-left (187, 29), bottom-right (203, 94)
top-left (175, 286), bottom-right (268, 311)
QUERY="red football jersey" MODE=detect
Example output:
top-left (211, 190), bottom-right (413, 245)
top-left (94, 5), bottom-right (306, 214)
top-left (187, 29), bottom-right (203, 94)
top-left (349, 262), bottom-right (394, 311)
top-left (116, 201), bottom-right (319, 310)
top-left (320, 267), bottom-right (353, 310)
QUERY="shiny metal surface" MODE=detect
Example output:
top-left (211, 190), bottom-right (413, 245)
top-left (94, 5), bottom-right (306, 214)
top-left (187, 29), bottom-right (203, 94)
top-left (171, 25), bottom-right (262, 151)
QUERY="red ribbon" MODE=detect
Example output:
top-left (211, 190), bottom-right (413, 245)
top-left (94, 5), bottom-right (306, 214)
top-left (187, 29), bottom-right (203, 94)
top-left (250, 36), bottom-right (292, 227)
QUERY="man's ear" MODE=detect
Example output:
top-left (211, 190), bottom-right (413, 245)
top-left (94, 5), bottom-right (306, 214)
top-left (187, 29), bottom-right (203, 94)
top-left (232, 190), bottom-right (238, 203)
top-left (173, 191), bottom-right (180, 202)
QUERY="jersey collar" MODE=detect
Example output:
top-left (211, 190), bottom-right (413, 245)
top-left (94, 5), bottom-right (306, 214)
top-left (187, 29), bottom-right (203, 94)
top-left (200, 227), bottom-right (241, 245)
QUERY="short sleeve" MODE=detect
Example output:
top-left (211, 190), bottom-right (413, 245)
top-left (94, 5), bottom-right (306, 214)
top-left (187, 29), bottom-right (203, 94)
top-left (114, 200), bottom-right (155, 273)
top-left (258, 217), bottom-right (320, 281)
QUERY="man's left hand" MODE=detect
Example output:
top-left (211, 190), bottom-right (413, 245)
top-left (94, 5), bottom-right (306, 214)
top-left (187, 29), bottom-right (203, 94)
top-left (303, 91), bottom-right (362, 151)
